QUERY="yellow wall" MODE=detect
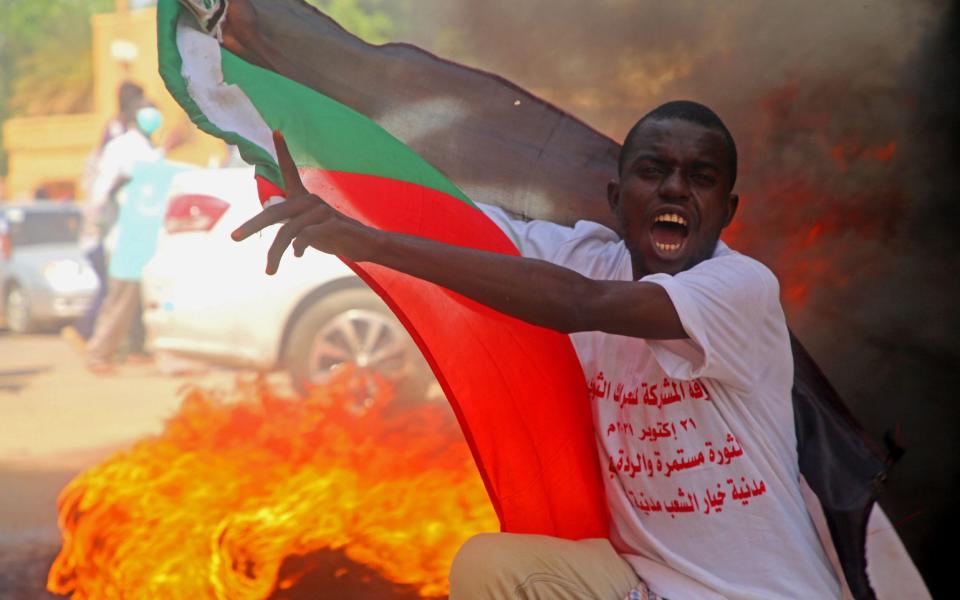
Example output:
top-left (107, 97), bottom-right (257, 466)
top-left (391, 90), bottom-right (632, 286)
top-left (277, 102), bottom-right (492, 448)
top-left (2, 5), bottom-right (226, 201)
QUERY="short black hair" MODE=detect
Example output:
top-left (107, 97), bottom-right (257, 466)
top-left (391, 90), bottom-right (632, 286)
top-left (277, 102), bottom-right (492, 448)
top-left (619, 100), bottom-right (738, 188)
top-left (118, 81), bottom-right (145, 114)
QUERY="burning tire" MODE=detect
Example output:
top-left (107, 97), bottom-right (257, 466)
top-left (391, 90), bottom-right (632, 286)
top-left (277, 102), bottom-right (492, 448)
top-left (284, 287), bottom-right (432, 406)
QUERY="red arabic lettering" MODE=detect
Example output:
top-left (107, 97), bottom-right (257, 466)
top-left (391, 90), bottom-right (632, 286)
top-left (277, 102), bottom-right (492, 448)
top-left (606, 421), bottom-right (636, 437)
top-left (703, 483), bottom-right (727, 514)
top-left (589, 372), bottom-right (611, 401)
top-left (727, 477), bottom-right (767, 505)
top-left (664, 487), bottom-right (700, 518)
top-left (664, 448), bottom-right (706, 477)
top-left (703, 434), bottom-right (744, 466)
top-left (627, 490), bottom-right (664, 515)
top-left (637, 420), bottom-right (677, 442)
top-left (610, 445), bottom-right (722, 480)
top-left (623, 477), bottom-right (767, 518)
top-left (596, 375), bottom-right (710, 407)
top-left (689, 380), bottom-right (708, 400)
top-left (641, 382), bottom-right (658, 406)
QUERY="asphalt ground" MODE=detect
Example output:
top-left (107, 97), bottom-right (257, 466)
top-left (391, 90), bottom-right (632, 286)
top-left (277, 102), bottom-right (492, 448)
top-left (0, 331), bottom-right (236, 599)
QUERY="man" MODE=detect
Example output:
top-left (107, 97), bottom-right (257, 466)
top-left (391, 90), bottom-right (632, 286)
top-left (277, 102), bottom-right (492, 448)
top-left (233, 99), bottom-right (841, 597)
top-left (63, 81), bottom-right (147, 348)
top-left (84, 103), bottom-right (165, 373)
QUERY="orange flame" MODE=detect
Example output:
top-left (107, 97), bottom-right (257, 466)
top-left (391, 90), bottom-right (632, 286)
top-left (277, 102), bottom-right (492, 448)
top-left (47, 372), bottom-right (498, 598)
top-left (831, 139), bottom-right (897, 171)
top-left (722, 82), bottom-right (906, 313)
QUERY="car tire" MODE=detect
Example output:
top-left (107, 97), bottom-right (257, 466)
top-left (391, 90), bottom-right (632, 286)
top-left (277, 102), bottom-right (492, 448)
top-left (4, 284), bottom-right (36, 334)
top-left (284, 287), bottom-right (432, 406)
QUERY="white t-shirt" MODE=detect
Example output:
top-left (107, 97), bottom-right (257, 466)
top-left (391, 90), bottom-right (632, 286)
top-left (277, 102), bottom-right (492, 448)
top-left (84, 129), bottom-right (161, 249)
top-left (481, 205), bottom-right (841, 599)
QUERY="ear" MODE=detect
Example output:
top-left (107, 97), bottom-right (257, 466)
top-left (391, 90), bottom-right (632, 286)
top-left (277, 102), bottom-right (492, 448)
top-left (723, 193), bottom-right (739, 228)
top-left (607, 179), bottom-right (621, 214)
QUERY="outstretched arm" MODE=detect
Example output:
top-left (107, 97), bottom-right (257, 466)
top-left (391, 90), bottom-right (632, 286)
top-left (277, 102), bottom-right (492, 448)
top-left (330, 222), bottom-right (685, 338)
top-left (217, 0), bottom-right (302, 82)
top-left (235, 131), bottom-right (687, 340)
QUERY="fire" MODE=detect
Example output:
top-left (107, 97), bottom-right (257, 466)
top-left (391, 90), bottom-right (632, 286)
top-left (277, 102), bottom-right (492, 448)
top-left (46, 371), bottom-right (498, 598)
top-left (717, 82), bottom-right (906, 314)
top-left (831, 140), bottom-right (897, 171)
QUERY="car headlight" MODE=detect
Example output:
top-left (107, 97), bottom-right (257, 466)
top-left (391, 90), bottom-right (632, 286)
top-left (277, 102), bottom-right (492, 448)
top-left (43, 259), bottom-right (98, 292)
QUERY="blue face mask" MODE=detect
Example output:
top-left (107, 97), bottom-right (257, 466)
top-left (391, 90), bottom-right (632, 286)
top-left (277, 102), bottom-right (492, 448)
top-left (136, 107), bottom-right (163, 136)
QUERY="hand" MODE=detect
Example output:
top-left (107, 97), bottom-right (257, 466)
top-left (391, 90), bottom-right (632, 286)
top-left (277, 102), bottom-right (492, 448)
top-left (161, 120), bottom-right (192, 154)
top-left (231, 130), bottom-right (365, 275)
top-left (220, 0), bottom-right (286, 73)
top-left (221, 0), bottom-right (257, 51)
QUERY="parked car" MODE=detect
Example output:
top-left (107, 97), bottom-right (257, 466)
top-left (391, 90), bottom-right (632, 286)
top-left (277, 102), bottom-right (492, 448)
top-left (0, 203), bottom-right (98, 333)
top-left (141, 167), bottom-right (433, 400)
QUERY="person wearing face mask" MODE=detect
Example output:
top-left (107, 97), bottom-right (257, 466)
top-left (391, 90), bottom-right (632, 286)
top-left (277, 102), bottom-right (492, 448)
top-left (84, 103), bottom-right (168, 374)
top-left (62, 82), bottom-right (147, 352)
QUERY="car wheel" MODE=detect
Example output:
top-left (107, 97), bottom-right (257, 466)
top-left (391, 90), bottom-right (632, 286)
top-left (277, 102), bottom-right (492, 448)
top-left (285, 287), bottom-right (431, 407)
top-left (5, 284), bottom-right (36, 334)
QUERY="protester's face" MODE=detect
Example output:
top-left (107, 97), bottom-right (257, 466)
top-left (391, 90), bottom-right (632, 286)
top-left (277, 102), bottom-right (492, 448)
top-left (121, 96), bottom-right (147, 126)
top-left (608, 118), bottom-right (738, 278)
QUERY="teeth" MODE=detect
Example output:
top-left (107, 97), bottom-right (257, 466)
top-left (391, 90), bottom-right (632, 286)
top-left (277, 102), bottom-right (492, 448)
top-left (655, 242), bottom-right (682, 252)
top-left (654, 213), bottom-right (687, 226)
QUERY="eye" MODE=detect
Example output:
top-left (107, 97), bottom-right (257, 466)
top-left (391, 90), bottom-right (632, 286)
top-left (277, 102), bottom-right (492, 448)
top-left (691, 172), bottom-right (716, 186)
top-left (637, 164), bottom-right (664, 178)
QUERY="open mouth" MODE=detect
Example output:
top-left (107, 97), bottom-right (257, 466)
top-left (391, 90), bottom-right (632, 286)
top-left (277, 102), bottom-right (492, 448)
top-left (650, 212), bottom-right (690, 257)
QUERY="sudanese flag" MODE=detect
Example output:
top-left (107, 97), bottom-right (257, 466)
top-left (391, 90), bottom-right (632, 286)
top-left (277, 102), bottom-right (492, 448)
top-left (158, 1), bottom-right (905, 596)
top-left (159, 0), bottom-right (608, 541)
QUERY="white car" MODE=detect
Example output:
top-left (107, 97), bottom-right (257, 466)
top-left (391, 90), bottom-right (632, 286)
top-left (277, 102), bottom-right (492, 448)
top-left (142, 167), bottom-right (430, 398)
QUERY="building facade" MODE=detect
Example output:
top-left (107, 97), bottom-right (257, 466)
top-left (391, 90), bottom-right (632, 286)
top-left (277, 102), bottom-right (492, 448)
top-left (2, 1), bottom-right (225, 201)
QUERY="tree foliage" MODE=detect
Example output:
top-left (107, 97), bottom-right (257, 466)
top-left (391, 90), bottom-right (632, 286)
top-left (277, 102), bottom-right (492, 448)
top-left (0, 0), bottom-right (403, 176)
top-left (0, 0), bottom-right (114, 174)
top-left (306, 0), bottom-right (394, 44)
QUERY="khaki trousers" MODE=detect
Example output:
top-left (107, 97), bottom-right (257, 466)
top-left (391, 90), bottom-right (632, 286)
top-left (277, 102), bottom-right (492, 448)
top-left (86, 279), bottom-right (141, 365)
top-left (449, 533), bottom-right (641, 600)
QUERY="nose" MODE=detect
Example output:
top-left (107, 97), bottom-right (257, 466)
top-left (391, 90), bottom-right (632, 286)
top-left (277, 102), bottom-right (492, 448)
top-left (658, 168), bottom-right (689, 201)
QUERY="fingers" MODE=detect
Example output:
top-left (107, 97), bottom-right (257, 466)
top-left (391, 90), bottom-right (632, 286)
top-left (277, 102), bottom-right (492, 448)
top-left (292, 225), bottom-right (324, 258)
top-left (231, 198), bottom-right (299, 241)
top-left (273, 129), bottom-right (306, 196)
top-left (265, 209), bottom-right (320, 275)
top-left (230, 130), bottom-right (306, 242)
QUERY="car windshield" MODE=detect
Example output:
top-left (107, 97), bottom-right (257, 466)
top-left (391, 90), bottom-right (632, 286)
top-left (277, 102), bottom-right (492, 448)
top-left (2, 209), bottom-right (81, 246)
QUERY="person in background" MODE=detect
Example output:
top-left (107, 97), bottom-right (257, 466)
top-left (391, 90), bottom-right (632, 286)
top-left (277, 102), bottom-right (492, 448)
top-left (84, 103), bottom-right (165, 374)
top-left (62, 81), bottom-right (146, 349)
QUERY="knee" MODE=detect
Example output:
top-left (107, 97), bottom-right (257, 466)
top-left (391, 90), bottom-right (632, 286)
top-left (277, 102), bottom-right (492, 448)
top-left (449, 533), bottom-right (510, 599)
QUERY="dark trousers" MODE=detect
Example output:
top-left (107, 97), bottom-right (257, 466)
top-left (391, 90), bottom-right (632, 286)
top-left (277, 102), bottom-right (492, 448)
top-left (75, 244), bottom-right (107, 340)
top-left (75, 245), bottom-right (146, 355)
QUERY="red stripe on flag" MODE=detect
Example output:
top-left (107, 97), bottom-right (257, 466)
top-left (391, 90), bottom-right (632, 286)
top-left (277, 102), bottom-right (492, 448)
top-left (256, 174), bottom-right (286, 206)
top-left (301, 169), bottom-right (609, 539)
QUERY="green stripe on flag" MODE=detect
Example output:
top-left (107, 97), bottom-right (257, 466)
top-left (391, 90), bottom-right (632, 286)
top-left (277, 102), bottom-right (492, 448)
top-left (219, 51), bottom-right (472, 205)
top-left (158, 0), bottom-right (473, 206)
top-left (157, 0), bottom-right (280, 184)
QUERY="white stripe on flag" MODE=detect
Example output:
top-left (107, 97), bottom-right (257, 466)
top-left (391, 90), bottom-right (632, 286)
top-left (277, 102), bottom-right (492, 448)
top-left (176, 16), bottom-right (276, 161)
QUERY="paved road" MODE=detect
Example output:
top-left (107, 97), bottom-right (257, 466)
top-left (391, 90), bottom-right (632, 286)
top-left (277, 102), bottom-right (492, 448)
top-left (0, 331), bottom-right (237, 469)
top-left (0, 331), bottom-right (238, 599)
